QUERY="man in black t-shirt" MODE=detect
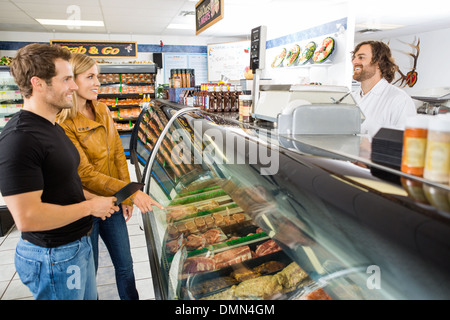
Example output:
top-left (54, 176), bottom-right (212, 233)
top-left (0, 44), bottom-right (118, 300)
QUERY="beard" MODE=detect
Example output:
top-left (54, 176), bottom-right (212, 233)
top-left (45, 85), bottom-right (74, 111)
top-left (353, 64), bottom-right (377, 82)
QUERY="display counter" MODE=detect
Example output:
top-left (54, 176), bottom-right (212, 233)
top-left (130, 99), bottom-right (450, 300)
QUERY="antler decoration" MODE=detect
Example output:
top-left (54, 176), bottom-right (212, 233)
top-left (393, 38), bottom-right (420, 88)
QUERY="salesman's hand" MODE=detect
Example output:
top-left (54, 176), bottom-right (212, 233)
top-left (88, 196), bottom-right (119, 220)
top-left (132, 190), bottom-right (164, 213)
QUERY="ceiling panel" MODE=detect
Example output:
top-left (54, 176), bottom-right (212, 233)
top-left (0, 0), bottom-right (449, 40)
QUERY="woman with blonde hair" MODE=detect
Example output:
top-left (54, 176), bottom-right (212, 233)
top-left (57, 53), bottom-right (162, 300)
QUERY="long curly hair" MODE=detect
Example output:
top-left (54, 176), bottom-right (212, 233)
top-left (352, 41), bottom-right (398, 83)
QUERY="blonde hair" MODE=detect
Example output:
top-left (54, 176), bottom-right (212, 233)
top-left (56, 53), bottom-right (98, 123)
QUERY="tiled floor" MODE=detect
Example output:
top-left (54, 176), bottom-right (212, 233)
top-left (0, 208), bottom-right (155, 300)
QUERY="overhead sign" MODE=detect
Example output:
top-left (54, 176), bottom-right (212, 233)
top-left (195, 0), bottom-right (224, 35)
top-left (50, 40), bottom-right (137, 58)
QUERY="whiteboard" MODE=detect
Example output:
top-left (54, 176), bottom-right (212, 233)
top-left (207, 40), bottom-right (250, 82)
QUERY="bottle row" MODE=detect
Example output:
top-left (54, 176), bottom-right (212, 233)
top-left (191, 84), bottom-right (245, 113)
top-left (170, 69), bottom-right (196, 89)
top-left (401, 114), bottom-right (450, 185)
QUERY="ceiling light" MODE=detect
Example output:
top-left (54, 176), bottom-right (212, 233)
top-left (36, 19), bottom-right (104, 27)
top-left (167, 23), bottom-right (195, 30)
top-left (356, 23), bottom-right (403, 31)
top-left (180, 11), bottom-right (195, 16)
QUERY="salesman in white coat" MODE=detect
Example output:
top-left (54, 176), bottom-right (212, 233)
top-left (351, 41), bottom-right (417, 138)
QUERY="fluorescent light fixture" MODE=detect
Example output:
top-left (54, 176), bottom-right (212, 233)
top-left (36, 19), bottom-right (104, 27)
top-left (356, 23), bottom-right (403, 30)
top-left (167, 23), bottom-right (195, 30)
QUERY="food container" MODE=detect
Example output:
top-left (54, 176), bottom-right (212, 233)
top-left (423, 116), bottom-right (450, 183)
top-left (239, 95), bottom-right (252, 123)
top-left (401, 115), bottom-right (430, 176)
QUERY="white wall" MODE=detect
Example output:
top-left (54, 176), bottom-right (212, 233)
top-left (380, 27), bottom-right (450, 96)
top-left (259, 2), bottom-right (355, 88)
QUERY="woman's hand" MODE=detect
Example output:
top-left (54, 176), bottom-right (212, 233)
top-left (132, 190), bottom-right (164, 213)
top-left (121, 204), bottom-right (134, 222)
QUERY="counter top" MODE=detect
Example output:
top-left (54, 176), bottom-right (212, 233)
top-left (157, 99), bottom-right (450, 194)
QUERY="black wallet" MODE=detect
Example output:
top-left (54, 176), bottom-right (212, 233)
top-left (113, 182), bottom-right (145, 205)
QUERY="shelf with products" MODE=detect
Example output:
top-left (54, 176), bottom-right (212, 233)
top-left (98, 64), bottom-right (157, 158)
top-left (0, 65), bottom-right (20, 234)
top-left (0, 66), bottom-right (23, 132)
top-left (130, 99), bottom-right (450, 301)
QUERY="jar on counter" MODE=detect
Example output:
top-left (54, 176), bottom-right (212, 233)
top-left (173, 69), bottom-right (181, 88)
top-left (401, 115), bottom-right (430, 176)
top-left (239, 95), bottom-right (252, 122)
top-left (423, 116), bottom-right (450, 184)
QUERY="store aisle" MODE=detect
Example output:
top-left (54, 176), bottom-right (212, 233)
top-left (0, 207), bottom-right (155, 300)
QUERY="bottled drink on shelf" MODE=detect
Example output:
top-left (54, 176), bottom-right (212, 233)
top-left (206, 84), bottom-right (214, 112)
top-left (215, 84), bottom-right (223, 112)
top-left (181, 69), bottom-right (187, 88)
top-left (173, 69), bottom-right (181, 88)
top-left (223, 84), bottom-right (230, 112)
top-left (189, 69), bottom-right (196, 88)
top-left (230, 85), bottom-right (238, 112)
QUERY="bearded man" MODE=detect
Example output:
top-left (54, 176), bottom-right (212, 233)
top-left (352, 41), bottom-right (417, 138)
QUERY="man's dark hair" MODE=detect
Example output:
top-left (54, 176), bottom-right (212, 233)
top-left (10, 43), bottom-right (72, 98)
top-left (352, 41), bottom-right (398, 83)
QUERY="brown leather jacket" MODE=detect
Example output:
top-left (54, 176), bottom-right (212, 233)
top-left (60, 101), bottom-right (133, 205)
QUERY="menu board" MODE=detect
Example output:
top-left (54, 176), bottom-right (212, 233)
top-left (207, 40), bottom-right (250, 82)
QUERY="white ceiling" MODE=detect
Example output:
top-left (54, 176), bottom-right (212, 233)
top-left (1, 0), bottom-right (450, 40)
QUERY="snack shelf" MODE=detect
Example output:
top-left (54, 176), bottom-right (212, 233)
top-left (99, 64), bottom-right (157, 158)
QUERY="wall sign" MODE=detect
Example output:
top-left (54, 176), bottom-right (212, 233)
top-left (195, 0), bottom-right (224, 35)
top-left (50, 40), bottom-right (137, 58)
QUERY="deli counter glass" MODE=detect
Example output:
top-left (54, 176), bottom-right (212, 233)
top-left (130, 99), bottom-right (450, 300)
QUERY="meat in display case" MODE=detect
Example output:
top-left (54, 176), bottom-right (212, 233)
top-left (131, 99), bottom-right (450, 300)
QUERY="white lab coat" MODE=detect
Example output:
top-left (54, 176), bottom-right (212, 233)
top-left (353, 78), bottom-right (417, 138)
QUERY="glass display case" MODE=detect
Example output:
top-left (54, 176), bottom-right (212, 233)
top-left (131, 99), bottom-right (450, 300)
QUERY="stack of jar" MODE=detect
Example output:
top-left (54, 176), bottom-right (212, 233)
top-left (170, 69), bottom-right (195, 88)
top-left (401, 114), bottom-right (450, 210)
top-left (194, 83), bottom-right (242, 113)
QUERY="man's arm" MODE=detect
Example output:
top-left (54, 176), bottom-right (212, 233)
top-left (4, 190), bottom-right (118, 232)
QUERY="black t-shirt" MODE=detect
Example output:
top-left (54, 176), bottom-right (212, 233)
top-left (0, 110), bottom-right (92, 247)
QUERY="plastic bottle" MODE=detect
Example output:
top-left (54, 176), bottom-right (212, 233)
top-left (401, 115), bottom-right (430, 176)
top-left (423, 116), bottom-right (450, 184)
top-left (185, 69), bottom-right (191, 88)
top-left (206, 84), bottom-right (214, 112)
top-left (215, 84), bottom-right (222, 112)
top-left (229, 85), bottom-right (237, 112)
top-left (170, 69), bottom-right (175, 88)
top-left (239, 94), bottom-right (252, 122)
top-left (223, 84), bottom-right (230, 112)
top-left (173, 69), bottom-right (181, 88)
top-left (190, 69), bottom-right (196, 87)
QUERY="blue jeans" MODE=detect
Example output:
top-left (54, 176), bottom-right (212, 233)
top-left (15, 236), bottom-right (97, 300)
top-left (90, 207), bottom-right (139, 300)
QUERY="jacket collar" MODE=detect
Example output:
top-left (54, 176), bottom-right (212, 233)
top-left (73, 101), bottom-right (104, 132)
